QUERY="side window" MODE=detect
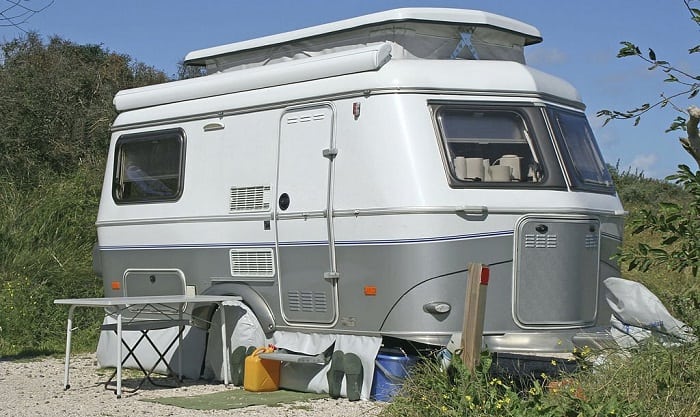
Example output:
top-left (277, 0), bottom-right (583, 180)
top-left (436, 107), bottom-right (543, 184)
top-left (547, 108), bottom-right (614, 191)
top-left (113, 129), bottom-right (185, 203)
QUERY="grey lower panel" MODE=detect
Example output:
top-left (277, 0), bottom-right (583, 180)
top-left (98, 232), bottom-right (619, 353)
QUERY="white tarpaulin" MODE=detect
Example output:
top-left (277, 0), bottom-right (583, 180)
top-left (272, 331), bottom-right (382, 401)
top-left (604, 277), bottom-right (697, 348)
top-left (203, 300), bottom-right (271, 381)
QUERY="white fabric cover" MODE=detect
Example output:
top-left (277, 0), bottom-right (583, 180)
top-left (203, 300), bottom-right (270, 381)
top-left (206, 22), bottom-right (528, 73)
top-left (604, 277), bottom-right (696, 348)
top-left (272, 331), bottom-right (382, 401)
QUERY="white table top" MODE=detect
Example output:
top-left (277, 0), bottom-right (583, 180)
top-left (54, 294), bottom-right (241, 307)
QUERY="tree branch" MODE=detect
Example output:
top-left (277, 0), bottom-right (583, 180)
top-left (682, 106), bottom-right (700, 166)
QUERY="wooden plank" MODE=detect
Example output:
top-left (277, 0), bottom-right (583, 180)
top-left (461, 263), bottom-right (489, 371)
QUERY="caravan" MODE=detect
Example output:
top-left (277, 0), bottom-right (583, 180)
top-left (95, 8), bottom-right (624, 394)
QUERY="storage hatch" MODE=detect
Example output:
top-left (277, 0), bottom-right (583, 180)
top-left (514, 217), bottom-right (600, 327)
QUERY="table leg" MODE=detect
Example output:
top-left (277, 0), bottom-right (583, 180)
top-left (63, 305), bottom-right (77, 390)
top-left (219, 304), bottom-right (230, 385)
top-left (116, 311), bottom-right (122, 398)
top-left (178, 308), bottom-right (183, 382)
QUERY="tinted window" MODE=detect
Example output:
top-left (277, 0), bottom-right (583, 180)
top-left (113, 129), bottom-right (185, 203)
top-left (547, 108), bottom-right (613, 191)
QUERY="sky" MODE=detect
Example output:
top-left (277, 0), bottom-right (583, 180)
top-left (2, 0), bottom-right (698, 179)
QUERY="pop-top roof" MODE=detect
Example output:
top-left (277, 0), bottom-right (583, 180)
top-left (184, 8), bottom-right (542, 74)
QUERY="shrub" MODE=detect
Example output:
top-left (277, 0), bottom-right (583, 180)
top-left (0, 165), bottom-right (104, 356)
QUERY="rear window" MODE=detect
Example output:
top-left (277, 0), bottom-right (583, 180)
top-left (112, 129), bottom-right (185, 203)
top-left (547, 108), bottom-right (614, 192)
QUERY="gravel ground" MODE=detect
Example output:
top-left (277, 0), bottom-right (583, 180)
top-left (0, 353), bottom-right (386, 417)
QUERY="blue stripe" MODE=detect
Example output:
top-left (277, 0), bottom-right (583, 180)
top-left (100, 230), bottom-right (514, 251)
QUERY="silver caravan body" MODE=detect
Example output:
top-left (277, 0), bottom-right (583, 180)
top-left (95, 8), bottom-right (624, 358)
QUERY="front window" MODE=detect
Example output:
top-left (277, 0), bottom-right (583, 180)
top-left (547, 108), bottom-right (614, 191)
top-left (112, 129), bottom-right (185, 203)
top-left (436, 107), bottom-right (544, 185)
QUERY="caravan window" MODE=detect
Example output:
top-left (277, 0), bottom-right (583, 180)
top-left (436, 107), bottom-right (544, 185)
top-left (112, 129), bottom-right (185, 203)
top-left (546, 107), bottom-right (614, 192)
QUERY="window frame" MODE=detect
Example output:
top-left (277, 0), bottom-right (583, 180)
top-left (112, 128), bottom-right (186, 204)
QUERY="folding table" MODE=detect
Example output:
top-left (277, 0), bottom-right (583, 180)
top-left (54, 295), bottom-right (241, 398)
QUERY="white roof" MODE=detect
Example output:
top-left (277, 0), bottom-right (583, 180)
top-left (184, 8), bottom-right (542, 72)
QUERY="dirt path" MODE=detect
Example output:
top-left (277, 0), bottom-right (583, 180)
top-left (0, 353), bottom-right (386, 417)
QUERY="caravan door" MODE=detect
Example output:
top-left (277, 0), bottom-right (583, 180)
top-left (275, 105), bottom-right (338, 325)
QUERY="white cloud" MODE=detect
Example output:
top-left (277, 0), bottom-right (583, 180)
top-left (630, 153), bottom-right (658, 176)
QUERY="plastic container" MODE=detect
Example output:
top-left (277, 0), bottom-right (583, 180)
top-left (370, 348), bottom-right (419, 402)
top-left (243, 347), bottom-right (280, 392)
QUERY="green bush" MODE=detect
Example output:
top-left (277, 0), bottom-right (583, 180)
top-left (383, 352), bottom-right (637, 417)
top-left (0, 165), bottom-right (104, 356)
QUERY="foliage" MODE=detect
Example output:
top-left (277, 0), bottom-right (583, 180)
top-left (0, 32), bottom-right (168, 187)
top-left (382, 352), bottom-right (637, 417)
top-left (617, 165), bottom-right (700, 276)
top-left (0, 34), bottom-right (168, 356)
top-left (0, 165), bottom-right (104, 355)
top-left (608, 162), bottom-right (687, 208)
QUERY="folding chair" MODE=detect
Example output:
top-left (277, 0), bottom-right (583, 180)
top-left (101, 317), bottom-right (189, 393)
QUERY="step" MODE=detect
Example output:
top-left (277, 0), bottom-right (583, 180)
top-left (258, 352), bottom-right (328, 364)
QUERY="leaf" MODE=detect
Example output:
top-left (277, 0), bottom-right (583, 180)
top-left (659, 202), bottom-right (680, 210)
top-left (663, 236), bottom-right (680, 245)
top-left (648, 48), bottom-right (656, 61)
top-left (638, 243), bottom-right (649, 255)
top-left (628, 259), bottom-right (638, 271)
top-left (617, 41), bottom-right (641, 58)
top-left (690, 45), bottom-right (700, 54)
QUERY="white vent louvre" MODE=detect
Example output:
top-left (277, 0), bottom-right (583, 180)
top-left (524, 234), bottom-right (558, 249)
top-left (229, 249), bottom-right (275, 277)
top-left (287, 113), bottom-right (326, 124)
top-left (229, 185), bottom-right (271, 212)
top-left (287, 290), bottom-right (328, 312)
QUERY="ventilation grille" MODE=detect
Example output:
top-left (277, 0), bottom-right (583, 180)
top-left (229, 249), bottom-right (275, 277)
top-left (229, 185), bottom-right (271, 212)
top-left (286, 113), bottom-right (326, 124)
top-left (524, 234), bottom-right (558, 249)
top-left (584, 234), bottom-right (598, 249)
top-left (287, 290), bottom-right (328, 312)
